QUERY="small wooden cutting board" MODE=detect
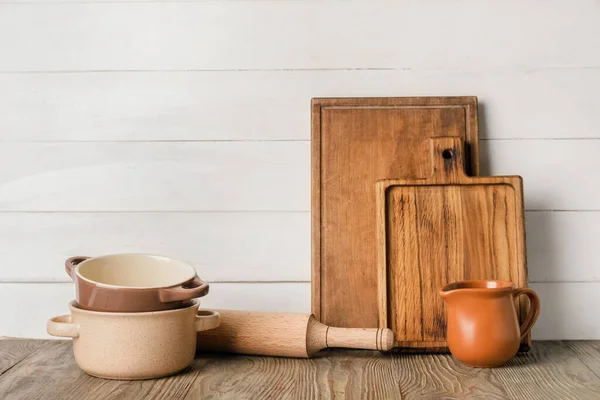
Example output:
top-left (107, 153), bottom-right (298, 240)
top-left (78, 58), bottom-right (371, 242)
top-left (376, 137), bottom-right (529, 351)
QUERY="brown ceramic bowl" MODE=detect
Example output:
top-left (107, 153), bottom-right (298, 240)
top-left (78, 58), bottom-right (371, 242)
top-left (47, 300), bottom-right (220, 380)
top-left (65, 254), bottom-right (209, 312)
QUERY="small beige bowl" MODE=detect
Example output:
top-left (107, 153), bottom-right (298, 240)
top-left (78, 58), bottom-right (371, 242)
top-left (47, 300), bottom-right (220, 380)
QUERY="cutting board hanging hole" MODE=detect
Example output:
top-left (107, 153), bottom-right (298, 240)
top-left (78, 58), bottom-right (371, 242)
top-left (431, 137), bottom-right (466, 183)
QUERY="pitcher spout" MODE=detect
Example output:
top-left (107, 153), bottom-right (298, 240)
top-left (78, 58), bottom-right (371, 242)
top-left (439, 283), bottom-right (460, 304)
top-left (439, 280), bottom-right (516, 304)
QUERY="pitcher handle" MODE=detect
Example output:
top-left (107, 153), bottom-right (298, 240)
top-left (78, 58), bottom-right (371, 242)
top-left (514, 288), bottom-right (541, 340)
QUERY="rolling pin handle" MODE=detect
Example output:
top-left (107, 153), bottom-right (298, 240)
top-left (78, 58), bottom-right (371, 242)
top-left (326, 327), bottom-right (395, 352)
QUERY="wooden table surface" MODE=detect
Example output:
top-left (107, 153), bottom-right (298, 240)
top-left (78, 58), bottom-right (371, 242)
top-left (1, 339), bottom-right (599, 399)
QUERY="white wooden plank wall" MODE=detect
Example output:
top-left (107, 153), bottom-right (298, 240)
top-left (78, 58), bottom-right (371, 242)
top-left (0, 0), bottom-right (598, 339)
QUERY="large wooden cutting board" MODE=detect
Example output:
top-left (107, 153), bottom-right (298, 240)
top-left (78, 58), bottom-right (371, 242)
top-left (376, 137), bottom-right (529, 351)
top-left (312, 97), bottom-right (479, 329)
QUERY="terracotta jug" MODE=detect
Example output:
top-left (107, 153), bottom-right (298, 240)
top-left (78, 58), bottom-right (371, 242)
top-left (439, 280), bottom-right (540, 368)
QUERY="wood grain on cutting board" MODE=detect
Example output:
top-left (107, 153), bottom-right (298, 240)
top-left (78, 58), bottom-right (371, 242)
top-left (312, 97), bottom-right (479, 329)
top-left (376, 137), bottom-right (528, 351)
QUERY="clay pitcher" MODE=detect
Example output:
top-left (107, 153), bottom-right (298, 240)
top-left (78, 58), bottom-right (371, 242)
top-left (439, 280), bottom-right (540, 368)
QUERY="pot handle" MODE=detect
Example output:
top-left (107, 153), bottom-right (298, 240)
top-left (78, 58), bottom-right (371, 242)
top-left (47, 315), bottom-right (79, 338)
top-left (514, 288), bottom-right (541, 340)
top-left (65, 256), bottom-right (90, 280)
top-left (195, 310), bottom-right (221, 332)
top-left (158, 276), bottom-right (209, 303)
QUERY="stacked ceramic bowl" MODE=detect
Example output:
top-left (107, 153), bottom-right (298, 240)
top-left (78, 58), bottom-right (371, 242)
top-left (46, 254), bottom-right (220, 380)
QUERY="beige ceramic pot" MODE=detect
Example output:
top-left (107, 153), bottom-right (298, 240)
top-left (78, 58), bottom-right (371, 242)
top-left (66, 254), bottom-right (209, 312)
top-left (47, 300), bottom-right (220, 380)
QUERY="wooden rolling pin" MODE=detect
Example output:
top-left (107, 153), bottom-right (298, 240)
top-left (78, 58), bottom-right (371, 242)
top-left (196, 309), bottom-right (395, 358)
